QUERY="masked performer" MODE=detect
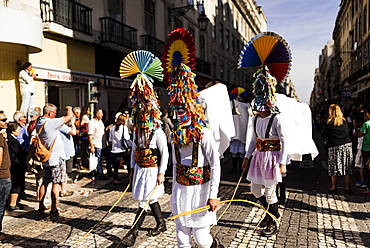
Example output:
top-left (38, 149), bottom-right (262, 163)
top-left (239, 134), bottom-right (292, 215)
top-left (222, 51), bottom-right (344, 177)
top-left (162, 28), bottom-right (221, 248)
top-left (238, 31), bottom-right (292, 237)
top-left (119, 50), bottom-right (169, 247)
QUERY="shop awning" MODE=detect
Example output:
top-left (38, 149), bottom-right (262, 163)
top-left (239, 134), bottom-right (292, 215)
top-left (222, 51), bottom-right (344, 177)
top-left (351, 85), bottom-right (370, 98)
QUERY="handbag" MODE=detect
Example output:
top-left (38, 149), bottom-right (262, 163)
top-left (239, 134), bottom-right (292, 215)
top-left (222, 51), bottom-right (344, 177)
top-left (122, 137), bottom-right (132, 150)
top-left (89, 153), bottom-right (98, 171)
top-left (121, 125), bottom-right (132, 150)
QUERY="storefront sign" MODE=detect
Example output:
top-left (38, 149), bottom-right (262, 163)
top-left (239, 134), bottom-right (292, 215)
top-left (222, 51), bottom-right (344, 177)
top-left (105, 79), bottom-right (130, 89)
top-left (33, 65), bottom-right (103, 84)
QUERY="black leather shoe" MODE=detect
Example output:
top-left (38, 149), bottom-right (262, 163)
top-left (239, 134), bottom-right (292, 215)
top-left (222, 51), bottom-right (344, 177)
top-left (122, 230), bottom-right (138, 247)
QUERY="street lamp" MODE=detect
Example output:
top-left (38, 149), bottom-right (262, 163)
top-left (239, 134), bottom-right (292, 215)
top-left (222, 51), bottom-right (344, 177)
top-left (335, 51), bottom-right (361, 67)
top-left (197, 1), bottom-right (209, 31)
top-left (168, 1), bottom-right (209, 31)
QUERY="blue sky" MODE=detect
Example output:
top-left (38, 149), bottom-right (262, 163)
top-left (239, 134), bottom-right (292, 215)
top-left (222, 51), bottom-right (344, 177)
top-left (257, 0), bottom-right (341, 103)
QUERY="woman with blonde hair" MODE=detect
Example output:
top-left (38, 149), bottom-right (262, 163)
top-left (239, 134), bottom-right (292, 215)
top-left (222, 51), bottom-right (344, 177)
top-left (322, 104), bottom-right (353, 193)
top-left (109, 114), bottom-right (131, 184)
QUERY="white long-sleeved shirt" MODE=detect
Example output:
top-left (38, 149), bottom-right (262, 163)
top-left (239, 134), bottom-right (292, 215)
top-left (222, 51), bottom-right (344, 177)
top-left (109, 124), bottom-right (130, 153)
top-left (19, 69), bottom-right (35, 94)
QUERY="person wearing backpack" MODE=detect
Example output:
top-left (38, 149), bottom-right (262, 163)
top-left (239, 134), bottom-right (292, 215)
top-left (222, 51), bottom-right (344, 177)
top-left (36, 104), bottom-right (75, 215)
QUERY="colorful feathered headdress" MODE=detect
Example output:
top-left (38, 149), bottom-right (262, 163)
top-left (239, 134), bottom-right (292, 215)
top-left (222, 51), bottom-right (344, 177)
top-left (238, 31), bottom-right (292, 113)
top-left (120, 50), bottom-right (164, 131)
top-left (162, 28), bottom-right (208, 146)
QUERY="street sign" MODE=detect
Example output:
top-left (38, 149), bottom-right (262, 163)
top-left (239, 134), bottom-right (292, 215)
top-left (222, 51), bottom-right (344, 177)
top-left (342, 89), bottom-right (351, 98)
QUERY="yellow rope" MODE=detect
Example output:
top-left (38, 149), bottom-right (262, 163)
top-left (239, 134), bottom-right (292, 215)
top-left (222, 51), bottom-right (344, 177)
top-left (71, 183), bottom-right (131, 247)
top-left (211, 170), bottom-right (245, 228)
top-left (168, 199), bottom-right (280, 224)
top-left (116, 184), bottom-right (159, 248)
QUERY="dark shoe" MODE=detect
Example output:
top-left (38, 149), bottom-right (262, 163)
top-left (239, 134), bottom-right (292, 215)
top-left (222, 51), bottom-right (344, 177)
top-left (148, 202), bottom-right (167, 236)
top-left (60, 191), bottom-right (74, 197)
top-left (8, 205), bottom-right (20, 211)
top-left (50, 209), bottom-right (68, 215)
top-left (122, 229), bottom-right (139, 247)
top-left (262, 222), bottom-right (277, 237)
top-left (98, 175), bottom-right (109, 180)
top-left (37, 207), bottom-right (51, 213)
top-left (122, 208), bottom-right (147, 247)
top-left (329, 188), bottom-right (337, 193)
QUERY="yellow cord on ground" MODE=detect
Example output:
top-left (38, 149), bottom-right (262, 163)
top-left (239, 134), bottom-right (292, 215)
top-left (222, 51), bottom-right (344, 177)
top-left (71, 183), bottom-right (131, 248)
top-left (168, 199), bottom-right (280, 224)
top-left (116, 184), bottom-right (159, 248)
top-left (213, 170), bottom-right (245, 227)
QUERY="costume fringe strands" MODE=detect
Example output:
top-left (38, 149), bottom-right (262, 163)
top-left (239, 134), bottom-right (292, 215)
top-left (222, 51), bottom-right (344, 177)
top-left (251, 66), bottom-right (279, 113)
top-left (119, 50), bottom-right (164, 132)
top-left (162, 28), bottom-right (208, 147)
top-left (167, 64), bottom-right (208, 146)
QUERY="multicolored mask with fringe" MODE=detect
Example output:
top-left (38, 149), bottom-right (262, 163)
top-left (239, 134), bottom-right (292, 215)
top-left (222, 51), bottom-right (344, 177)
top-left (119, 50), bottom-right (164, 132)
top-left (251, 66), bottom-right (279, 113)
top-left (162, 29), bottom-right (208, 147)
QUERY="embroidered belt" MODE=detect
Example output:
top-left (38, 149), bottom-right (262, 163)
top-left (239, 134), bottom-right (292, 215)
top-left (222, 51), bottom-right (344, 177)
top-left (176, 163), bottom-right (210, 186)
top-left (256, 138), bottom-right (281, 152)
top-left (134, 148), bottom-right (158, 168)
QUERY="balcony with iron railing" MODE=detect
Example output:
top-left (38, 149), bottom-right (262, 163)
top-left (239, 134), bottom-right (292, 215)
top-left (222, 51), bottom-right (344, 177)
top-left (195, 58), bottom-right (211, 75)
top-left (40, 0), bottom-right (92, 35)
top-left (100, 17), bottom-right (137, 49)
top-left (140, 35), bottom-right (165, 58)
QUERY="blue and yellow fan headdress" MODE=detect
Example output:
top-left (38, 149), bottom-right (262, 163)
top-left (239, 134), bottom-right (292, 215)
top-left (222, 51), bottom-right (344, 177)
top-left (120, 50), bottom-right (164, 131)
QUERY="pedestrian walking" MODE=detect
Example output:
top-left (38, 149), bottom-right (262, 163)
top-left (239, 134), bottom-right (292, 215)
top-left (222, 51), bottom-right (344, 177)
top-left (109, 114), bottom-right (131, 184)
top-left (322, 104), bottom-right (353, 194)
top-left (88, 108), bottom-right (109, 180)
top-left (78, 106), bottom-right (90, 170)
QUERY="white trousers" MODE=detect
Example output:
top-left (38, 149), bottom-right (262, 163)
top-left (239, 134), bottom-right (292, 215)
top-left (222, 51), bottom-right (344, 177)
top-left (251, 182), bottom-right (278, 204)
top-left (138, 199), bottom-right (157, 210)
top-left (20, 92), bottom-right (34, 117)
top-left (176, 223), bottom-right (213, 248)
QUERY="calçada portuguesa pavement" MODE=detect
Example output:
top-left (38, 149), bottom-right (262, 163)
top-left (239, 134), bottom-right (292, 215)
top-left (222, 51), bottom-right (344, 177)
top-left (2, 130), bottom-right (370, 248)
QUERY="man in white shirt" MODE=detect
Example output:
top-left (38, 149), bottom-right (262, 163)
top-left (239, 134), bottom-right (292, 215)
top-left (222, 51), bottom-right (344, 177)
top-left (18, 62), bottom-right (36, 117)
top-left (88, 108), bottom-right (108, 180)
top-left (36, 104), bottom-right (76, 215)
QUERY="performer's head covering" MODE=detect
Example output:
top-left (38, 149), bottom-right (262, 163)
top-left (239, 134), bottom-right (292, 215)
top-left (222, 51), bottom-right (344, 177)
top-left (162, 28), bottom-right (208, 146)
top-left (119, 50), bottom-right (164, 132)
top-left (237, 31), bottom-right (292, 113)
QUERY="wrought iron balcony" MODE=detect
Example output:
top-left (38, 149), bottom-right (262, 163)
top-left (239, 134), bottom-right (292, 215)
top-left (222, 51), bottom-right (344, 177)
top-left (100, 17), bottom-right (137, 49)
top-left (195, 58), bottom-right (211, 75)
top-left (40, 0), bottom-right (92, 35)
top-left (140, 35), bottom-right (165, 58)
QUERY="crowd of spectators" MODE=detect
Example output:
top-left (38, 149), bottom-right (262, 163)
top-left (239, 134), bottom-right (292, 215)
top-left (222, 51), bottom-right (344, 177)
top-left (0, 104), bottom-right (137, 240)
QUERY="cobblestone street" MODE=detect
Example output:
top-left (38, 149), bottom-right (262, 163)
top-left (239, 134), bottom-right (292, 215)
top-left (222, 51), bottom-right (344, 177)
top-left (2, 131), bottom-right (370, 248)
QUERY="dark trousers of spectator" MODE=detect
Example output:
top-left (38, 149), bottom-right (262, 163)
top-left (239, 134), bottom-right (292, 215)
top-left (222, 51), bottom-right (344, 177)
top-left (80, 139), bottom-right (89, 169)
top-left (0, 178), bottom-right (11, 233)
top-left (112, 152), bottom-right (130, 180)
top-left (102, 146), bottom-right (114, 176)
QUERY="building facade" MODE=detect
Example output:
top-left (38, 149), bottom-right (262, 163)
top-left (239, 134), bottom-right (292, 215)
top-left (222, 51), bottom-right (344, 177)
top-left (332, 0), bottom-right (370, 105)
top-left (0, 0), bottom-right (267, 116)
